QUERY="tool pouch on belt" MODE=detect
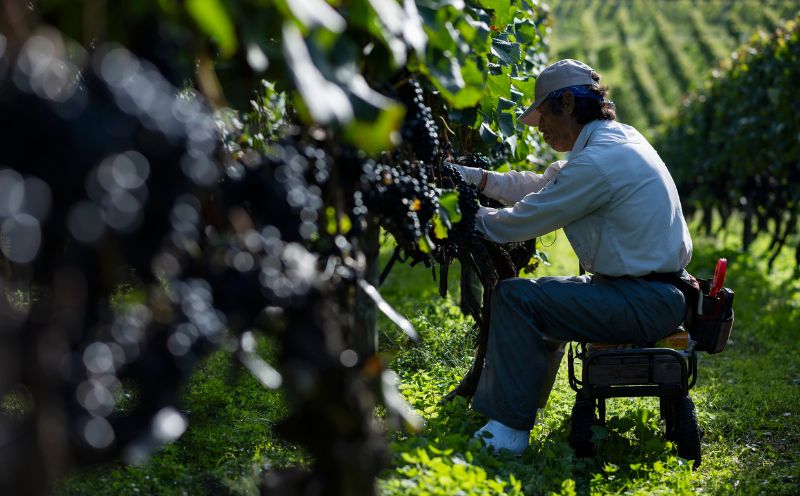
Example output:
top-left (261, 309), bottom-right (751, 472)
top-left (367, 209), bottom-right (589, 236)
top-left (645, 271), bottom-right (735, 353)
top-left (688, 278), bottom-right (734, 353)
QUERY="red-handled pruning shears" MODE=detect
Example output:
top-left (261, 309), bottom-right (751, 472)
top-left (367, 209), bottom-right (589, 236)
top-left (709, 258), bottom-right (727, 297)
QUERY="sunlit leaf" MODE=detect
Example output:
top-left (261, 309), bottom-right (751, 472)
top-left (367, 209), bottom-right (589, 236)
top-left (357, 279), bottom-right (418, 341)
top-left (498, 111), bottom-right (515, 137)
top-left (418, 233), bottom-right (433, 253)
top-left (438, 191), bottom-right (461, 223)
top-left (453, 15), bottom-right (478, 44)
top-left (461, 13), bottom-right (491, 50)
top-left (427, 50), bottom-right (464, 94)
top-left (488, 73), bottom-right (511, 99)
top-left (367, 0), bottom-right (409, 64)
top-left (325, 206), bottom-right (338, 235)
top-left (340, 214), bottom-right (353, 234)
top-left (432, 212), bottom-right (450, 239)
top-left (381, 370), bottom-right (424, 432)
top-left (344, 100), bottom-right (405, 154)
top-left (403, 0), bottom-right (428, 58)
top-left (479, 122), bottom-right (498, 143)
top-left (425, 51), bottom-right (485, 108)
top-left (282, 23), bottom-right (353, 125)
top-left (514, 19), bottom-right (538, 44)
top-left (491, 38), bottom-right (520, 66)
top-left (504, 134), bottom-right (518, 158)
top-left (475, 0), bottom-right (513, 27)
top-left (424, 18), bottom-right (459, 52)
top-left (278, 0), bottom-right (346, 33)
top-left (497, 97), bottom-right (515, 112)
top-left (186, 0), bottom-right (237, 57)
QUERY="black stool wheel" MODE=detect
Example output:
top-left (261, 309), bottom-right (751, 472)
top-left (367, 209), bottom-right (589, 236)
top-left (660, 397), bottom-right (676, 441)
top-left (673, 395), bottom-right (701, 467)
top-left (569, 399), bottom-right (595, 457)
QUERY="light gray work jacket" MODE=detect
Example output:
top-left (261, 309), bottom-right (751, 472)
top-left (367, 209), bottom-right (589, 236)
top-left (475, 119), bottom-right (692, 277)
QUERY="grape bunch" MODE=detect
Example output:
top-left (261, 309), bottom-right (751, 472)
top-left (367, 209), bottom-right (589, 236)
top-left (398, 79), bottom-right (440, 165)
top-left (360, 159), bottom-right (437, 263)
top-left (196, 137), bottom-right (331, 328)
top-left (438, 162), bottom-right (480, 258)
top-left (453, 152), bottom-right (505, 209)
top-left (490, 141), bottom-right (512, 165)
top-left (219, 137), bottom-right (328, 244)
top-left (458, 152), bottom-right (491, 170)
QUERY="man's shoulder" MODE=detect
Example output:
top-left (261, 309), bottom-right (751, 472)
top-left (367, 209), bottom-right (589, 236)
top-left (581, 122), bottom-right (656, 167)
top-left (592, 120), bottom-right (645, 145)
top-left (560, 154), bottom-right (609, 185)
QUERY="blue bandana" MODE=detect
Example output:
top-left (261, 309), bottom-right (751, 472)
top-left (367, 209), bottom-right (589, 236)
top-left (547, 85), bottom-right (605, 102)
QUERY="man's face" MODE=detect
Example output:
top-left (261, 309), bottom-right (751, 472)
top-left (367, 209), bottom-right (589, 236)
top-left (536, 98), bottom-right (579, 152)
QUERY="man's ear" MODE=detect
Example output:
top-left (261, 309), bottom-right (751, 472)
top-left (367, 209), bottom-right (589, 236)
top-left (562, 91), bottom-right (575, 115)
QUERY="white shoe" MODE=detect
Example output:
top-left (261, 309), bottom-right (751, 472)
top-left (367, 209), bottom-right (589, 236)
top-left (474, 419), bottom-right (530, 455)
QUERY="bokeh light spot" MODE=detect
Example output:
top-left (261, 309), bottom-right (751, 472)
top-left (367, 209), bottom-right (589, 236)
top-left (83, 416), bottom-right (115, 449)
top-left (0, 214), bottom-right (41, 263)
top-left (152, 407), bottom-right (187, 442)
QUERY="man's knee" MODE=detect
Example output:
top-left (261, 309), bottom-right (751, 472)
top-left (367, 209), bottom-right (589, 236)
top-left (491, 277), bottom-right (548, 309)
top-left (492, 277), bottom-right (533, 301)
top-left (490, 278), bottom-right (550, 336)
top-left (493, 277), bottom-right (515, 297)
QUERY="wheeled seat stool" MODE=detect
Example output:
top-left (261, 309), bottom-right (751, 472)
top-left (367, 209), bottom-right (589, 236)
top-left (566, 329), bottom-right (702, 467)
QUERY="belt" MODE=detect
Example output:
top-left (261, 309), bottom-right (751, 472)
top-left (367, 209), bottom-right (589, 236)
top-left (592, 270), bottom-right (697, 319)
top-left (592, 271), bottom-right (688, 288)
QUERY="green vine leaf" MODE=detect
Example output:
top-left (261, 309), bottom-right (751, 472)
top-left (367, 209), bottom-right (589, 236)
top-left (498, 111), bottom-right (515, 138)
top-left (475, 0), bottom-right (513, 27)
top-left (479, 122), bottom-right (498, 143)
top-left (425, 50), bottom-right (487, 108)
top-left (344, 101), bottom-right (405, 154)
top-left (186, 0), bottom-right (237, 57)
top-left (276, 0), bottom-right (346, 33)
top-left (438, 191), bottom-right (461, 224)
top-left (491, 37), bottom-right (521, 66)
top-left (511, 76), bottom-right (534, 100)
top-left (282, 23), bottom-right (353, 125)
top-left (487, 73), bottom-right (511, 103)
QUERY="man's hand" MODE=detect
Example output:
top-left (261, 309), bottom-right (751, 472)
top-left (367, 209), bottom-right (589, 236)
top-left (445, 161), bottom-right (484, 186)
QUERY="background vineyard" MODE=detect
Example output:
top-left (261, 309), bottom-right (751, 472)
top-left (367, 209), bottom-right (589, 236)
top-left (549, 0), bottom-right (800, 272)
top-left (548, 0), bottom-right (800, 137)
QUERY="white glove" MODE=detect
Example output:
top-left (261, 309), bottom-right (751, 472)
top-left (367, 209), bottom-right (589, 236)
top-left (446, 161), bottom-right (484, 186)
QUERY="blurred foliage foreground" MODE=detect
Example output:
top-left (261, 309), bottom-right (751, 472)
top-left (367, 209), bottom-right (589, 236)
top-left (0, 0), bottom-right (555, 495)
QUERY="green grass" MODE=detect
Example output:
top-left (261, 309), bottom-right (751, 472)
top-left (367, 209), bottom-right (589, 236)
top-left (58, 340), bottom-right (306, 495)
top-left (57, 221), bottom-right (800, 494)
top-left (376, 222), bottom-right (799, 495)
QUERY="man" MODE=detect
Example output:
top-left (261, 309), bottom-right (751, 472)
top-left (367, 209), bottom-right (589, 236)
top-left (451, 59), bottom-right (692, 454)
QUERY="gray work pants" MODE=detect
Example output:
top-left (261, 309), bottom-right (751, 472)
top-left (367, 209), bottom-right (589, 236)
top-left (472, 275), bottom-right (686, 431)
